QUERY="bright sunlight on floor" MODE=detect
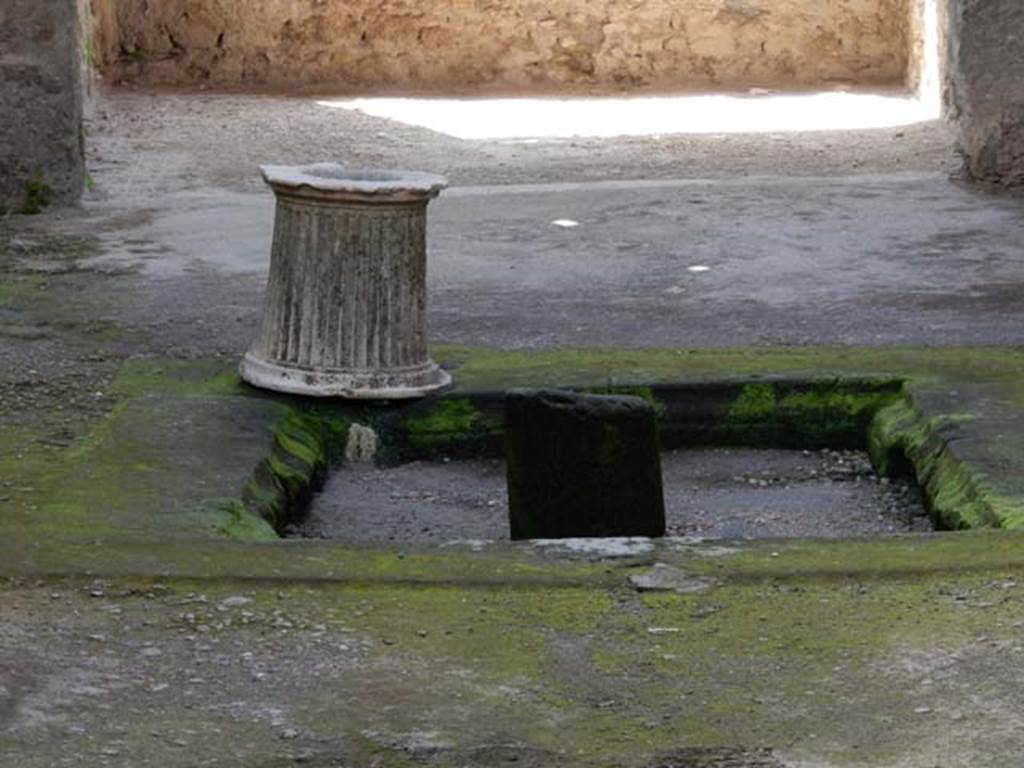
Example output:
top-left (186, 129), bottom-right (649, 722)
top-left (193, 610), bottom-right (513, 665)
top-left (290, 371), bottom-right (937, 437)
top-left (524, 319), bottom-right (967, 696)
top-left (319, 1), bottom-right (941, 141)
top-left (318, 89), bottom-right (941, 140)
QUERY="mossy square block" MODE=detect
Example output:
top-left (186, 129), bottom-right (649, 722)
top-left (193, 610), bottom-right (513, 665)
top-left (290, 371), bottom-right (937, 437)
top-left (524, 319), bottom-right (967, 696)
top-left (506, 389), bottom-right (666, 540)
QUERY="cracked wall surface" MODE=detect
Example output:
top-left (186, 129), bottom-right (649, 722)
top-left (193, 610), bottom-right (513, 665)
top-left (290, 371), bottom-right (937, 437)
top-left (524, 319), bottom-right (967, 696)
top-left (950, 0), bottom-right (1024, 188)
top-left (90, 0), bottom-right (912, 92)
top-left (0, 0), bottom-right (85, 210)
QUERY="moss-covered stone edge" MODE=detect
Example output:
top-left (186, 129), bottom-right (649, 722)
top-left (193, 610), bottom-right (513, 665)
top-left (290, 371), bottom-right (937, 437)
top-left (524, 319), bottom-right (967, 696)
top-left (244, 373), bottom-right (1024, 537)
top-left (245, 375), bottom-right (919, 537)
top-left (376, 376), bottom-right (903, 460)
top-left (241, 407), bottom-right (351, 532)
top-left (868, 386), bottom-right (1024, 531)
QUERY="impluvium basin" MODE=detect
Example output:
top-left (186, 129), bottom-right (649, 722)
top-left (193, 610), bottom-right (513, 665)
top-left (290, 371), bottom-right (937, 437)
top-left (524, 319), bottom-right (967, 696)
top-left (241, 163), bottom-right (452, 398)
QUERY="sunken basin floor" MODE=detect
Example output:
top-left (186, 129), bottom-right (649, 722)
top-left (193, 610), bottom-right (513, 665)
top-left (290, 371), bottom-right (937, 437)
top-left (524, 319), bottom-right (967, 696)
top-left (290, 448), bottom-right (930, 544)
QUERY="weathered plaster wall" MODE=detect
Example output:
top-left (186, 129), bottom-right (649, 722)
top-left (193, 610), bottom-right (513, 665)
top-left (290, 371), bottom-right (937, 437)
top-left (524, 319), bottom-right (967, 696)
top-left (92, 0), bottom-right (912, 93)
top-left (0, 0), bottom-right (85, 210)
top-left (949, 0), bottom-right (1024, 187)
top-left (89, 0), bottom-right (120, 78)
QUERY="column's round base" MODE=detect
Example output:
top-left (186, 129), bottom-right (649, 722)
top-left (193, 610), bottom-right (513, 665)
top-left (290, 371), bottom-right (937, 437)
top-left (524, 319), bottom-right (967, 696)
top-left (239, 354), bottom-right (452, 399)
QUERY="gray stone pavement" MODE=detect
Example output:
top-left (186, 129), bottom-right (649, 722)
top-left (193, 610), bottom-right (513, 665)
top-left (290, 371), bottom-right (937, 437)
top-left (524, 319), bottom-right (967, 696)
top-left (67, 171), bottom-right (1024, 352)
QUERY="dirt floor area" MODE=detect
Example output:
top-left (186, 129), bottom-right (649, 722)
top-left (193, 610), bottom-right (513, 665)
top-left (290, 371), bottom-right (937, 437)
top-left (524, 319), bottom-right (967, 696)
top-left (295, 449), bottom-right (929, 544)
top-left (6, 546), bottom-right (1024, 768)
top-left (86, 89), bottom-right (957, 193)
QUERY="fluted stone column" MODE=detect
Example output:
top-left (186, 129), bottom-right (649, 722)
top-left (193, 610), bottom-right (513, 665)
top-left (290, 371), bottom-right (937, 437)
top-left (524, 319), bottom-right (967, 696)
top-left (241, 164), bottom-right (452, 398)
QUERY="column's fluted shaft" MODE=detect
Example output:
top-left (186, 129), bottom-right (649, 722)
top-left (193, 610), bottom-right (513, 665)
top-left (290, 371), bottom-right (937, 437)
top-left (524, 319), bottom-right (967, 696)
top-left (240, 165), bottom-right (451, 398)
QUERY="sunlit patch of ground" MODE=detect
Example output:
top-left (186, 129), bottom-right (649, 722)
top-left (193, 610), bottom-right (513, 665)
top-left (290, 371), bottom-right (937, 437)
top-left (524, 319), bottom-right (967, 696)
top-left (318, 89), bottom-right (942, 141)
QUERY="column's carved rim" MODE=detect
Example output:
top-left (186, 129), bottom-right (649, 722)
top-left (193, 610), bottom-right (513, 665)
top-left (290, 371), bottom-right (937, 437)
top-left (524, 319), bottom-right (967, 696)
top-left (240, 354), bottom-right (453, 399)
top-left (260, 163), bottom-right (448, 204)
